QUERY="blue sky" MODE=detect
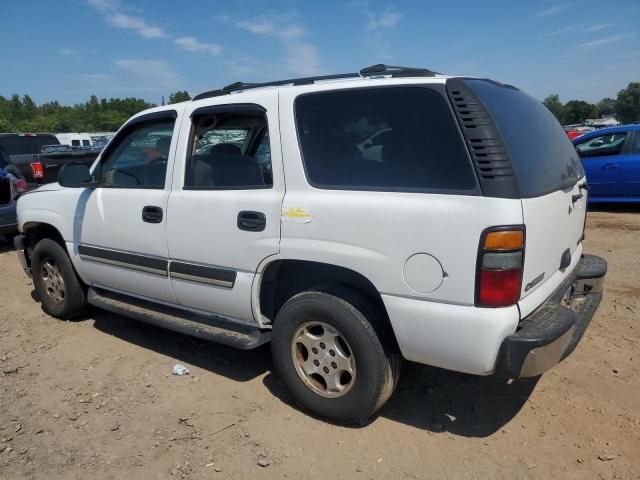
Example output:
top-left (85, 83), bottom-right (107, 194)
top-left (1, 0), bottom-right (638, 106)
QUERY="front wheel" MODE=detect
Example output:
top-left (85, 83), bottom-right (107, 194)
top-left (271, 287), bottom-right (400, 423)
top-left (31, 238), bottom-right (88, 319)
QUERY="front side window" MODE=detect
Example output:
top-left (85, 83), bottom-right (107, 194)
top-left (98, 118), bottom-right (175, 188)
top-left (295, 87), bottom-right (477, 192)
top-left (185, 109), bottom-right (272, 189)
top-left (576, 132), bottom-right (627, 158)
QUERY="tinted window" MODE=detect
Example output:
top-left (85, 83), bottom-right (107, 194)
top-left (466, 79), bottom-right (583, 197)
top-left (295, 87), bottom-right (477, 192)
top-left (576, 132), bottom-right (627, 158)
top-left (71, 140), bottom-right (81, 146)
top-left (185, 110), bottom-right (271, 189)
top-left (633, 132), bottom-right (640, 154)
top-left (98, 119), bottom-right (174, 188)
top-left (0, 135), bottom-right (59, 155)
top-left (82, 139), bottom-right (91, 147)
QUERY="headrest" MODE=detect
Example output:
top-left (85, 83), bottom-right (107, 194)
top-left (210, 143), bottom-right (242, 155)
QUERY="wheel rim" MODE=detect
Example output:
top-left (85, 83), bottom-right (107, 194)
top-left (40, 258), bottom-right (65, 304)
top-left (291, 321), bottom-right (357, 398)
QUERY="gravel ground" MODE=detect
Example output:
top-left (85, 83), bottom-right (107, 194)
top-left (0, 207), bottom-right (638, 480)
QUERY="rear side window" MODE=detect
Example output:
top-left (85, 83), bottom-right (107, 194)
top-left (466, 79), bottom-right (583, 197)
top-left (295, 87), bottom-right (478, 192)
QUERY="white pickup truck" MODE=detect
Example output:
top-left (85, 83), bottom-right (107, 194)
top-left (14, 65), bottom-right (607, 423)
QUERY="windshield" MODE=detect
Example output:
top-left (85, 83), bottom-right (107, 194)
top-left (466, 79), bottom-right (584, 197)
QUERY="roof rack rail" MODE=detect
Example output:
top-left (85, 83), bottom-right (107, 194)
top-left (192, 64), bottom-right (438, 101)
top-left (359, 64), bottom-right (438, 77)
top-left (193, 72), bottom-right (360, 101)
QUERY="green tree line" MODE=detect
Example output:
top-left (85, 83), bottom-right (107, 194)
top-left (1, 83), bottom-right (638, 132)
top-left (0, 91), bottom-right (191, 133)
top-left (543, 82), bottom-right (640, 125)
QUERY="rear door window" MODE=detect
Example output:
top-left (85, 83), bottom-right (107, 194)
top-left (465, 79), bottom-right (584, 197)
top-left (295, 87), bottom-right (478, 193)
top-left (185, 109), bottom-right (271, 189)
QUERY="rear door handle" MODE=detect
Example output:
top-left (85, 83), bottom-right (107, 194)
top-left (142, 206), bottom-right (163, 223)
top-left (237, 211), bottom-right (266, 232)
top-left (604, 163), bottom-right (618, 169)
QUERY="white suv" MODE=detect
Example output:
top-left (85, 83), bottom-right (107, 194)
top-left (14, 65), bottom-right (607, 423)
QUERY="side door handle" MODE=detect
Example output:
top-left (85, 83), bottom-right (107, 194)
top-left (604, 163), bottom-right (618, 170)
top-left (237, 211), bottom-right (266, 232)
top-left (142, 205), bottom-right (163, 223)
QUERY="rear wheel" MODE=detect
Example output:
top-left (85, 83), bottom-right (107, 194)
top-left (31, 238), bottom-right (88, 319)
top-left (271, 286), bottom-right (400, 423)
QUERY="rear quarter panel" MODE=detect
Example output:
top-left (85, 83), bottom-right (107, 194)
top-left (276, 87), bottom-right (523, 306)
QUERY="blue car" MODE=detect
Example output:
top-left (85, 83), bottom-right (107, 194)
top-left (573, 125), bottom-right (640, 203)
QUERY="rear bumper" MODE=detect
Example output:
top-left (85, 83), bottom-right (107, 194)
top-left (495, 254), bottom-right (607, 378)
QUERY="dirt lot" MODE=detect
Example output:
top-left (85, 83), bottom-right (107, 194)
top-left (0, 208), bottom-right (639, 480)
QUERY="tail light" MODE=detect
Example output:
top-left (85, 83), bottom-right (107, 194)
top-left (31, 161), bottom-right (44, 179)
top-left (14, 178), bottom-right (28, 193)
top-left (476, 226), bottom-right (525, 307)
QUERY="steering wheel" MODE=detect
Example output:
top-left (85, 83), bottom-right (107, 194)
top-left (103, 168), bottom-right (140, 186)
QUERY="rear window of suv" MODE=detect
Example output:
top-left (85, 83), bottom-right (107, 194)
top-left (295, 87), bottom-right (478, 193)
top-left (0, 134), bottom-right (59, 155)
top-left (466, 79), bottom-right (584, 197)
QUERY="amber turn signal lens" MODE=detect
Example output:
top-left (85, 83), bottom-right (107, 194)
top-left (484, 230), bottom-right (524, 250)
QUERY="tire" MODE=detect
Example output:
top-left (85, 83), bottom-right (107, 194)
top-left (31, 238), bottom-right (88, 319)
top-left (271, 286), bottom-right (401, 424)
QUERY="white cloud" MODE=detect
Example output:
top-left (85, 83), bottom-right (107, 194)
top-left (577, 33), bottom-right (636, 49)
top-left (78, 73), bottom-right (114, 81)
top-left (174, 36), bottom-right (222, 56)
top-left (365, 11), bottom-right (402, 31)
top-left (236, 15), bottom-right (322, 76)
top-left (107, 13), bottom-right (167, 39)
top-left (58, 47), bottom-right (78, 55)
top-left (86, 0), bottom-right (118, 10)
top-left (116, 59), bottom-right (181, 89)
top-left (583, 23), bottom-right (614, 33)
top-left (543, 22), bottom-right (616, 37)
top-left (534, 3), bottom-right (571, 18)
top-left (349, 2), bottom-right (402, 60)
top-left (86, 0), bottom-right (224, 62)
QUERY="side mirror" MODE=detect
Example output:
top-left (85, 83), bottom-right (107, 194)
top-left (58, 163), bottom-right (95, 188)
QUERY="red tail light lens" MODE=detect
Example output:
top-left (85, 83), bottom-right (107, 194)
top-left (14, 178), bottom-right (28, 193)
top-left (478, 269), bottom-right (522, 306)
top-left (31, 162), bottom-right (44, 179)
top-left (476, 226), bottom-right (525, 308)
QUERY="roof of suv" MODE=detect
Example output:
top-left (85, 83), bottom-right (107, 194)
top-left (191, 64), bottom-right (450, 102)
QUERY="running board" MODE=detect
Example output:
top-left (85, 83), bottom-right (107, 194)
top-left (87, 288), bottom-right (270, 350)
